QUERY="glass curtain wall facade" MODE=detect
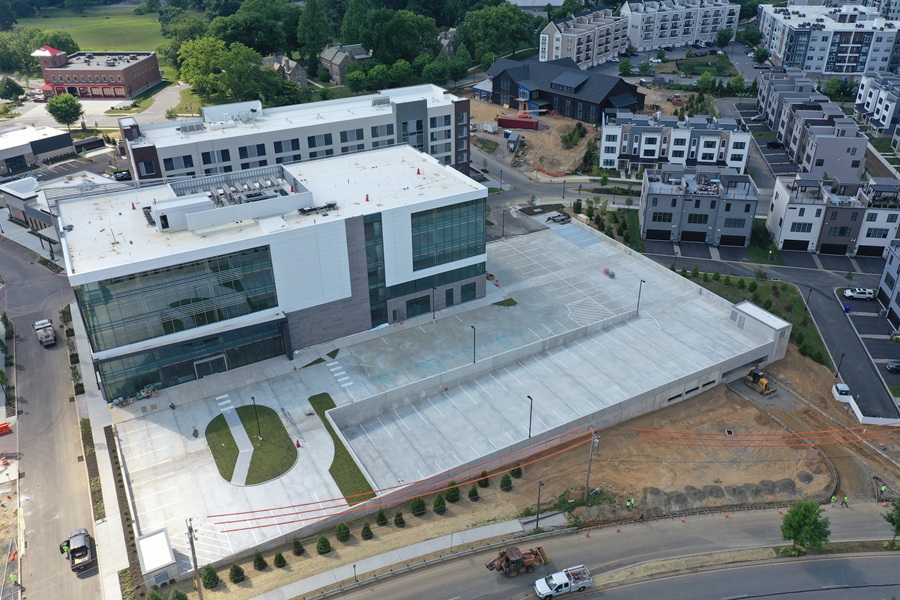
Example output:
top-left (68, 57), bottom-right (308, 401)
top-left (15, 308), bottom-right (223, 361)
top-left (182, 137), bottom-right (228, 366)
top-left (75, 246), bottom-right (278, 352)
top-left (364, 214), bottom-right (388, 327)
top-left (411, 199), bottom-right (486, 270)
top-left (97, 320), bottom-right (285, 400)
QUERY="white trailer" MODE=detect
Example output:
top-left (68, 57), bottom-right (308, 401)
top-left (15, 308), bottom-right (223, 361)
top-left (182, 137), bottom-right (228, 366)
top-left (534, 565), bottom-right (593, 598)
top-left (33, 319), bottom-right (57, 347)
top-left (481, 122), bottom-right (499, 134)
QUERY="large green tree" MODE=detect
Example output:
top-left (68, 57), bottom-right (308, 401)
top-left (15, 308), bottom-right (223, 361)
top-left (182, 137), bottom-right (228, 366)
top-left (203, 0), bottom-right (241, 18)
top-left (0, 0), bottom-right (17, 31)
top-left (456, 3), bottom-right (535, 65)
top-left (297, 0), bottom-right (332, 65)
top-left (0, 27), bottom-right (78, 74)
top-left (781, 500), bottom-right (831, 552)
top-left (340, 0), bottom-right (368, 44)
top-left (359, 9), bottom-right (439, 65)
top-left (884, 499), bottom-right (900, 549)
top-left (753, 47), bottom-right (770, 64)
top-left (178, 37), bottom-right (229, 99)
top-left (0, 76), bottom-right (24, 99)
top-left (46, 93), bottom-right (84, 132)
top-left (209, 13), bottom-right (286, 57)
top-left (715, 28), bottom-right (733, 48)
top-left (741, 25), bottom-right (763, 47)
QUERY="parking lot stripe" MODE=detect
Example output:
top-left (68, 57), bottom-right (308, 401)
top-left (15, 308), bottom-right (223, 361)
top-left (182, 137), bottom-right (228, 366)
top-left (428, 398), bottom-right (445, 418)
top-left (460, 386), bottom-right (479, 405)
top-left (376, 417), bottom-right (393, 439)
top-left (473, 378), bottom-right (494, 398)
top-left (413, 404), bottom-right (429, 423)
top-left (394, 410), bottom-right (412, 431)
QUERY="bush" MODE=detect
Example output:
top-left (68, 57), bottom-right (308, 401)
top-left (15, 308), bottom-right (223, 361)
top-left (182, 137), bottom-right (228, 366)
top-left (468, 484), bottom-right (480, 501)
top-left (376, 508), bottom-right (388, 526)
top-left (168, 590), bottom-right (187, 600)
top-left (737, 279), bottom-right (746, 289)
top-left (229, 564), bottom-right (245, 583)
top-left (274, 552), bottom-right (286, 568)
top-left (394, 511), bottom-right (406, 527)
top-left (478, 470), bottom-right (490, 488)
top-left (147, 591), bottom-right (163, 600)
top-left (200, 564), bottom-right (219, 589)
top-left (763, 298), bottom-right (773, 310)
top-left (748, 281), bottom-right (758, 292)
top-left (573, 198), bottom-right (582, 214)
top-left (446, 481), bottom-right (461, 503)
top-left (793, 331), bottom-right (805, 346)
top-left (292, 537), bottom-right (305, 556)
top-left (253, 550), bottom-right (267, 571)
top-left (723, 275), bottom-right (732, 286)
top-left (361, 522), bottom-right (373, 540)
top-left (336, 522), bottom-right (351, 541)
top-left (410, 497), bottom-right (426, 516)
top-left (317, 535), bottom-right (332, 554)
top-left (433, 493), bottom-right (446, 514)
top-left (500, 473), bottom-right (512, 492)
top-left (691, 265), bottom-right (699, 278)
top-left (510, 463), bottom-right (523, 478)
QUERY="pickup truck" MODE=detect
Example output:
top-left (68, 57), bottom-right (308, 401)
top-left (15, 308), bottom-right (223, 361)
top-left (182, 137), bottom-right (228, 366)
top-left (534, 565), bottom-right (593, 598)
top-left (33, 319), bottom-right (57, 347)
top-left (61, 528), bottom-right (96, 572)
top-left (546, 212), bottom-right (571, 224)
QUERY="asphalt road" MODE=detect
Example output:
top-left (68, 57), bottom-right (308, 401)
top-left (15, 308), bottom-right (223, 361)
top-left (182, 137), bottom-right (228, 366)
top-left (0, 242), bottom-right (98, 600)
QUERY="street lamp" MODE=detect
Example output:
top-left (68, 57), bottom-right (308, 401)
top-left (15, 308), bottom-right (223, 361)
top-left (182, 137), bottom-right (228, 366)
top-left (251, 396), bottom-right (262, 441)
top-left (500, 169), bottom-right (503, 190)
top-left (431, 287), bottom-right (436, 320)
top-left (835, 353), bottom-right (845, 378)
top-left (805, 286), bottom-right (813, 312)
top-left (584, 432), bottom-right (600, 501)
top-left (353, 564), bottom-right (357, 582)
top-left (535, 480), bottom-right (545, 531)
top-left (562, 180), bottom-right (566, 199)
top-left (767, 249), bottom-right (772, 264)
top-left (673, 249), bottom-right (679, 270)
top-left (527, 395), bottom-right (534, 438)
top-left (470, 325), bottom-right (476, 363)
top-left (636, 279), bottom-right (646, 314)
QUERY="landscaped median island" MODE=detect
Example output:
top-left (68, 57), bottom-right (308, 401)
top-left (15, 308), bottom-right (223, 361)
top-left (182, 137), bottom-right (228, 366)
top-left (205, 405), bottom-right (296, 485)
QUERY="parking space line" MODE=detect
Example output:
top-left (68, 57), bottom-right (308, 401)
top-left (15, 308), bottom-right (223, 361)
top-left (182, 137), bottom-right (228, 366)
top-left (394, 410), bottom-right (412, 431)
top-left (428, 398), bottom-right (445, 418)
top-left (376, 417), bottom-right (394, 438)
top-left (488, 372), bottom-right (508, 391)
top-left (473, 378), bottom-right (494, 398)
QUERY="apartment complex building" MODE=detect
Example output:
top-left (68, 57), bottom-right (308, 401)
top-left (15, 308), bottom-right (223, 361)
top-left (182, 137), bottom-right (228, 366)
top-left (639, 165), bottom-right (759, 246)
top-left (600, 110), bottom-right (750, 174)
top-left (757, 69), bottom-right (867, 179)
top-left (877, 239), bottom-right (900, 324)
top-left (0, 124), bottom-right (73, 176)
top-left (757, 5), bottom-right (900, 74)
top-left (768, 173), bottom-right (900, 255)
top-left (31, 46), bottom-right (161, 99)
top-left (791, 0), bottom-right (900, 21)
top-left (538, 9), bottom-right (629, 69)
top-left (855, 73), bottom-right (900, 134)
top-left (51, 146), bottom-right (487, 401)
top-left (119, 85), bottom-right (471, 182)
top-left (621, 0), bottom-right (739, 52)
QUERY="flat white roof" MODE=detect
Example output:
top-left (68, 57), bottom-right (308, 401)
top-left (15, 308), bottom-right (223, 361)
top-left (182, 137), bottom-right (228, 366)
top-left (136, 529), bottom-right (175, 574)
top-left (131, 84), bottom-right (460, 151)
top-left (55, 145), bottom-right (485, 279)
top-left (760, 4), bottom-right (897, 31)
top-left (735, 300), bottom-right (791, 330)
top-left (0, 125), bottom-right (68, 152)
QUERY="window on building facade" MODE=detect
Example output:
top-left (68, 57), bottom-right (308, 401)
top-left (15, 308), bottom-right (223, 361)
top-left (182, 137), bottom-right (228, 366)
top-left (307, 134), bottom-right (333, 148)
top-left (652, 212), bottom-right (673, 222)
top-left (687, 213), bottom-right (709, 224)
top-left (411, 199), bottom-right (486, 271)
top-left (703, 140), bottom-right (716, 148)
top-left (673, 138), bottom-right (686, 146)
top-left (274, 139), bottom-right (300, 154)
top-left (730, 154), bottom-right (743, 162)
top-left (701, 152), bottom-right (714, 161)
top-left (401, 119), bottom-right (424, 151)
top-left (371, 124), bottom-right (394, 138)
top-left (138, 161), bottom-right (156, 176)
top-left (866, 227), bottom-right (889, 238)
top-left (339, 128), bottom-right (364, 144)
top-left (889, 213), bottom-right (899, 223)
top-left (790, 222), bottom-right (813, 233)
top-left (827, 226), bottom-right (852, 237)
top-left (163, 155), bottom-right (194, 171)
top-left (457, 111), bottom-right (468, 124)
top-left (240, 160), bottom-right (268, 169)
top-left (733, 141), bottom-right (746, 149)
top-left (851, 212), bottom-right (858, 221)
top-left (430, 115), bottom-right (451, 128)
top-left (723, 218), bottom-right (745, 228)
top-left (238, 143), bottom-right (266, 159)
top-left (309, 149), bottom-right (334, 158)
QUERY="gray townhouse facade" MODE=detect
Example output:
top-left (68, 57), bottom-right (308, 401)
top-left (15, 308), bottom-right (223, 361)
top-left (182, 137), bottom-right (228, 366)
top-left (538, 9), bottom-right (630, 69)
top-left (639, 165), bottom-right (759, 246)
top-left (119, 85), bottom-right (471, 182)
top-left (600, 110), bottom-right (751, 174)
top-left (877, 239), bottom-right (900, 325)
top-left (855, 73), bottom-right (900, 135)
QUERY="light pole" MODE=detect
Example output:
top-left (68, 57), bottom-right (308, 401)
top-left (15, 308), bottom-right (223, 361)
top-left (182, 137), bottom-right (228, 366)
top-left (353, 564), bottom-right (357, 582)
top-left (805, 286), bottom-right (813, 312)
top-left (535, 481), bottom-right (544, 531)
top-left (470, 325), bottom-right (476, 363)
top-left (767, 249), bottom-right (772, 264)
top-left (673, 249), bottom-right (679, 270)
top-left (584, 432), bottom-right (600, 501)
top-left (562, 180), bottom-right (566, 199)
top-left (835, 353), bottom-right (845, 378)
top-left (251, 395), bottom-right (262, 441)
top-left (500, 169), bottom-right (503, 190)
top-left (636, 279), bottom-right (646, 314)
top-left (431, 287), bottom-right (436, 320)
top-left (527, 395), bottom-right (534, 438)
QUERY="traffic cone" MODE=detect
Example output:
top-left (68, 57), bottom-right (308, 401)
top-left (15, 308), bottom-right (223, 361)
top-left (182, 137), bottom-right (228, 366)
top-left (296, 440), bottom-right (301, 448)
top-left (724, 513), bottom-right (729, 519)
top-left (585, 530), bottom-right (590, 538)
top-left (681, 516), bottom-right (685, 523)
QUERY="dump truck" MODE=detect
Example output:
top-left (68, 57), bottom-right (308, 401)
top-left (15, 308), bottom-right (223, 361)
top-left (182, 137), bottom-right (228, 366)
top-left (534, 565), bottom-right (593, 598)
top-left (33, 319), bottom-right (57, 347)
top-left (744, 368), bottom-right (776, 395)
top-left (486, 546), bottom-right (548, 577)
top-left (61, 528), bottom-right (96, 572)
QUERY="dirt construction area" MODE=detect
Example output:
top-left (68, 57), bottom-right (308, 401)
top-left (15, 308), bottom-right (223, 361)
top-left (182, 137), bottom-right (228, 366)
top-left (166, 347), bottom-right (900, 600)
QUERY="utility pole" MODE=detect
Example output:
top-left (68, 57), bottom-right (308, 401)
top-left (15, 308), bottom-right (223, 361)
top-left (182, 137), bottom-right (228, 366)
top-left (187, 518), bottom-right (205, 600)
top-left (584, 431), bottom-right (600, 502)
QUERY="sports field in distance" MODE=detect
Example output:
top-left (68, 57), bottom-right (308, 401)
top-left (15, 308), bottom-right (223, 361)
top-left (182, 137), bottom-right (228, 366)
top-left (18, 7), bottom-right (172, 52)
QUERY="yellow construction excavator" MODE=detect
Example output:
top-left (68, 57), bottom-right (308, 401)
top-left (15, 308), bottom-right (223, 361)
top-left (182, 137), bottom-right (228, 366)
top-left (485, 546), bottom-right (549, 577)
top-left (744, 368), bottom-right (777, 395)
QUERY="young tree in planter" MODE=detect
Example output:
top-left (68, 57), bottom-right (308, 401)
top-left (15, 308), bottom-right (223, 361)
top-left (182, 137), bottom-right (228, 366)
top-left (253, 550), bottom-right (267, 570)
top-left (510, 462), bottom-right (523, 478)
top-left (317, 535), bottom-right (332, 554)
top-left (410, 496), bottom-right (426, 516)
top-left (292, 536), bottom-right (305, 556)
top-left (361, 521), bottom-right (374, 540)
top-left (336, 522), bottom-right (351, 542)
top-left (468, 484), bottom-right (480, 501)
top-left (274, 552), bottom-right (287, 568)
top-left (394, 511), bottom-right (406, 527)
top-left (781, 500), bottom-right (830, 554)
top-left (200, 564), bottom-right (220, 589)
top-left (433, 493), bottom-right (447, 514)
top-left (500, 473), bottom-right (513, 492)
top-left (168, 590), bottom-right (188, 600)
top-left (883, 499), bottom-right (900, 549)
top-left (478, 470), bottom-right (490, 488)
top-left (376, 507), bottom-right (388, 526)
top-left (445, 481), bottom-right (461, 503)
top-left (147, 591), bottom-right (163, 600)
top-left (229, 564), bottom-right (245, 583)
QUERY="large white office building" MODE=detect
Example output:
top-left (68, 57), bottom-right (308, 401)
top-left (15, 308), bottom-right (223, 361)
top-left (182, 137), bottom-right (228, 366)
top-left (51, 146), bottom-right (487, 401)
top-left (621, 0), bottom-right (739, 51)
top-left (119, 85), bottom-right (472, 182)
top-left (757, 4), bottom-right (900, 74)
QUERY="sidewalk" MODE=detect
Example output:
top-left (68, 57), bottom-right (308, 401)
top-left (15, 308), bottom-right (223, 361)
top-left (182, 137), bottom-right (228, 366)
top-left (0, 209), bottom-right (59, 265)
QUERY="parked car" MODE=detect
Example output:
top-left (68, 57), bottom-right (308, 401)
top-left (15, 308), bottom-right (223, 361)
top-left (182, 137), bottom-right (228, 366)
top-left (610, 56), bottom-right (620, 62)
top-left (754, 64), bottom-right (771, 69)
top-left (843, 288), bottom-right (875, 300)
top-left (664, 46), bottom-right (674, 51)
top-left (766, 141), bottom-right (785, 149)
top-left (112, 170), bottom-right (132, 181)
top-left (886, 360), bottom-right (900, 374)
top-left (631, 67), bottom-right (640, 74)
top-left (747, 52), bottom-right (755, 58)
top-left (832, 383), bottom-right (852, 403)
top-left (649, 58), bottom-right (663, 64)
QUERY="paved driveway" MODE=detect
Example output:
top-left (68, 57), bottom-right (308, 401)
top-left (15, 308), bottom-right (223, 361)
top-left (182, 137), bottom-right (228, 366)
top-left (780, 251), bottom-right (817, 269)
top-left (818, 254), bottom-right (854, 273)
top-left (678, 242), bottom-right (711, 259)
top-left (718, 246), bottom-right (751, 262)
top-left (644, 240), bottom-right (675, 256)
top-left (855, 256), bottom-right (887, 274)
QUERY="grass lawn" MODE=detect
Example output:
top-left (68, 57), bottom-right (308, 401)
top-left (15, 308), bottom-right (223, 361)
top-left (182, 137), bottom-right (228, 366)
top-left (205, 405), bottom-right (297, 485)
top-left (674, 55), bottom-right (738, 77)
top-left (474, 137), bottom-right (499, 153)
top-left (752, 130), bottom-right (778, 139)
top-left (19, 7), bottom-right (171, 51)
top-left (309, 393), bottom-right (376, 504)
top-left (890, 384), bottom-right (900, 397)
top-left (623, 209), bottom-right (644, 253)
top-left (870, 136), bottom-right (895, 155)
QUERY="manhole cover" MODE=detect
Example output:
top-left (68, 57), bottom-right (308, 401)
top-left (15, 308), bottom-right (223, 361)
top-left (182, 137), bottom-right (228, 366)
top-left (77, 456), bottom-right (83, 462)
top-left (725, 429), bottom-right (734, 436)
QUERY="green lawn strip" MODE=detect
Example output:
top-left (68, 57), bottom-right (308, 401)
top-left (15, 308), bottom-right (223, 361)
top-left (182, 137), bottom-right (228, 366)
top-left (19, 7), bottom-right (171, 51)
top-left (308, 393), bottom-right (376, 504)
top-left (239, 405), bottom-right (296, 485)
top-left (623, 209), bottom-right (644, 252)
top-left (890, 384), bottom-right (900, 398)
top-left (206, 414), bottom-right (239, 482)
top-left (690, 274), bottom-right (831, 367)
top-left (494, 298), bottom-right (518, 307)
top-left (326, 348), bottom-right (340, 359)
top-left (752, 130), bottom-right (778, 139)
top-left (303, 357), bottom-right (325, 368)
top-left (870, 137), bottom-right (894, 155)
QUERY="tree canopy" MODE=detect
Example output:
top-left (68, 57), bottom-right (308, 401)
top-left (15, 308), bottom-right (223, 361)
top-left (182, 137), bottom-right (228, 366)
top-left (297, 0), bottom-right (331, 64)
top-left (884, 499), bottom-right (900, 548)
top-left (0, 76), bottom-right (24, 100)
top-left (741, 25), bottom-right (763, 47)
top-left (0, 0), bottom-right (17, 32)
top-left (359, 9), bottom-right (440, 65)
top-left (456, 3), bottom-right (537, 65)
top-left (46, 93), bottom-right (84, 132)
top-left (752, 47), bottom-right (770, 64)
top-left (715, 28), bottom-right (733, 49)
top-left (0, 26), bottom-right (79, 74)
top-left (781, 500), bottom-right (831, 552)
